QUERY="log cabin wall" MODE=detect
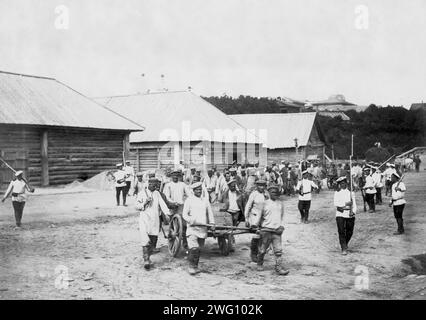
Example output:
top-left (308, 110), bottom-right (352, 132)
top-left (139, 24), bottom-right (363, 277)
top-left (0, 124), bottom-right (41, 189)
top-left (47, 127), bottom-right (128, 185)
top-left (0, 124), bottom-right (130, 188)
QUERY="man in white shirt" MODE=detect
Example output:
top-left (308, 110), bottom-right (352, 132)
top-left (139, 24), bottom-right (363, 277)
top-left (389, 172), bottom-right (407, 235)
top-left (1, 170), bottom-right (34, 228)
top-left (163, 171), bottom-right (191, 248)
top-left (362, 167), bottom-right (376, 213)
top-left (123, 160), bottom-right (135, 196)
top-left (296, 170), bottom-right (318, 223)
top-left (113, 163), bottom-right (128, 206)
top-left (244, 180), bottom-right (269, 263)
top-left (384, 163), bottom-right (396, 196)
top-left (334, 177), bottom-right (357, 255)
top-left (136, 177), bottom-right (171, 270)
top-left (131, 172), bottom-right (146, 197)
top-left (182, 182), bottom-right (215, 275)
top-left (203, 169), bottom-right (218, 203)
top-left (216, 170), bottom-right (231, 202)
top-left (163, 171), bottom-right (190, 213)
top-left (372, 167), bottom-right (383, 205)
top-left (255, 184), bottom-right (289, 275)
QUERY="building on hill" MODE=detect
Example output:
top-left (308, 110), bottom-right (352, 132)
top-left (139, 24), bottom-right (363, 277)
top-left (94, 91), bottom-right (264, 172)
top-left (308, 95), bottom-right (368, 120)
top-left (229, 113), bottom-right (326, 164)
top-left (0, 71), bottom-right (143, 189)
top-left (410, 102), bottom-right (426, 111)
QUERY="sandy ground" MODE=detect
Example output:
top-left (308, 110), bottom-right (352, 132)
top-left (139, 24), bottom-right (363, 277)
top-left (1, 171), bottom-right (425, 300)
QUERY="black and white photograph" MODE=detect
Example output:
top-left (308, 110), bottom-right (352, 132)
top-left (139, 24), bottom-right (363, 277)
top-left (0, 0), bottom-right (425, 304)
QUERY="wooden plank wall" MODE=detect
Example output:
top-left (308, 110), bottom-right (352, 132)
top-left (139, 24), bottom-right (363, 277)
top-left (1, 125), bottom-right (130, 187)
top-left (47, 128), bottom-right (126, 185)
top-left (0, 125), bottom-right (41, 188)
top-left (130, 141), bottom-right (261, 172)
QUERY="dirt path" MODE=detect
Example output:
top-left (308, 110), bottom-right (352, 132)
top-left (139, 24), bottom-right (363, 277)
top-left (1, 172), bottom-right (425, 300)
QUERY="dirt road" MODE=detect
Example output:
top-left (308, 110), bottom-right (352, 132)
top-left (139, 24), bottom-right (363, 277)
top-left (1, 171), bottom-right (425, 300)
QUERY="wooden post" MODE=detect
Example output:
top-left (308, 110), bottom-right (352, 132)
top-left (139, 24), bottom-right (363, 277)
top-left (123, 133), bottom-right (130, 161)
top-left (136, 149), bottom-right (140, 172)
top-left (157, 147), bottom-right (160, 169)
top-left (41, 130), bottom-right (49, 186)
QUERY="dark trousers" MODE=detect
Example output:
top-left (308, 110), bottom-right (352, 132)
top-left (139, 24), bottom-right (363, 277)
top-left (375, 188), bottom-right (382, 204)
top-left (336, 217), bottom-right (355, 250)
top-left (115, 186), bottom-right (127, 205)
top-left (385, 180), bottom-right (392, 196)
top-left (393, 204), bottom-right (405, 233)
top-left (365, 193), bottom-right (375, 211)
top-left (298, 200), bottom-right (311, 221)
top-left (12, 201), bottom-right (25, 226)
top-left (125, 181), bottom-right (131, 195)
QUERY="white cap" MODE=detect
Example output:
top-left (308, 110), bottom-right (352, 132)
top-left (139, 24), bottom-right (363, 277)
top-left (15, 170), bottom-right (23, 177)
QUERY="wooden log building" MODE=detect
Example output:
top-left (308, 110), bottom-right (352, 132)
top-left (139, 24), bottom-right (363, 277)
top-left (0, 71), bottom-right (143, 189)
top-left (230, 113), bottom-right (326, 165)
top-left (95, 91), bottom-right (264, 172)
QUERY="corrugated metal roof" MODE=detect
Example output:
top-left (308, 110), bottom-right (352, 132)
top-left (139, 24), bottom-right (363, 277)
top-left (95, 91), bottom-right (260, 144)
top-left (229, 113), bottom-right (318, 149)
top-left (0, 71), bottom-right (144, 131)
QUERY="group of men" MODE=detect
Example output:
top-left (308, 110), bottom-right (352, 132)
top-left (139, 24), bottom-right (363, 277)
top-left (118, 159), bottom-right (342, 275)
top-left (1, 156), bottom-right (406, 276)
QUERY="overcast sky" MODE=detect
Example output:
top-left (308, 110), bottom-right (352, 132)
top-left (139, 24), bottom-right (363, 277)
top-left (1, 0), bottom-right (425, 107)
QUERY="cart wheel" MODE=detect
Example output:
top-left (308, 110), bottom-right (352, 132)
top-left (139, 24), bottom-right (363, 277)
top-left (168, 214), bottom-right (183, 257)
top-left (217, 234), bottom-right (231, 256)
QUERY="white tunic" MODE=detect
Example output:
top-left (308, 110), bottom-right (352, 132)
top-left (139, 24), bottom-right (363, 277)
top-left (5, 179), bottom-right (30, 202)
top-left (124, 165), bottom-right (134, 182)
top-left (391, 182), bottom-right (406, 206)
top-left (163, 181), bottom-right (189, 205)
top-left (364, 175), bottom-right (377, 194)
top-left (182, 195), bottom-right (215, 239)
top-left (113, 170), bottom-right (127, 187)
top-left (296, 179), bottom-right (318, 201)
top-left (244, 190), bottom-right (268, 226)
top-left (203, 175), bottom-right (217, 191)
top-left (260, 199), bottom-right (284, 229)
top-left (372, 172), bottom-right (383, 188)
top-left (333, 189), bottom-right (357, 218)
top-left (136, 189), bottom-right (170, 246)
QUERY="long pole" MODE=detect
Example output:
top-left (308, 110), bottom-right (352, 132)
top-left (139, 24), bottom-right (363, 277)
top-left (0, 156), bottom-right (34, 192)
top-left (349, 135), bottom-right (354, 215)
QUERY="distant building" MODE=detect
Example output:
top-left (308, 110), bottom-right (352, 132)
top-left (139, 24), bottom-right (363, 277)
top-left (0, 71), bottom-right (143, 189)
top-left (95, 91), bottom-right (264, 171)
top-left (276, 94), bottom-right (368, 120)
top-left (230, 113), bottom-right (325, 164)
top-left (410, 102), bottom-right (426, 111)
top-left (276, 97), bottom-right (305, 113)
top-left (309, 95), bottom-right (367, 120)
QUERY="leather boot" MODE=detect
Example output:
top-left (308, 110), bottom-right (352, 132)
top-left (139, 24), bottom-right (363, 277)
top-left (229, 235), bottom-right (236, 253)
top-left (250, 238), bottom-right (259, 263)
top-left (257, 253), bottom-right (265, 271)
top-left (150, 235), bottom-right (160, 254)
top-left (142, 246), bottom-right (152, 270)
top-left (188, 248), bottom-right (200, 275)
top-left (275, 256), bottom-right (289, 276)
top-left (394, 218), bottom-right (404, 234)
